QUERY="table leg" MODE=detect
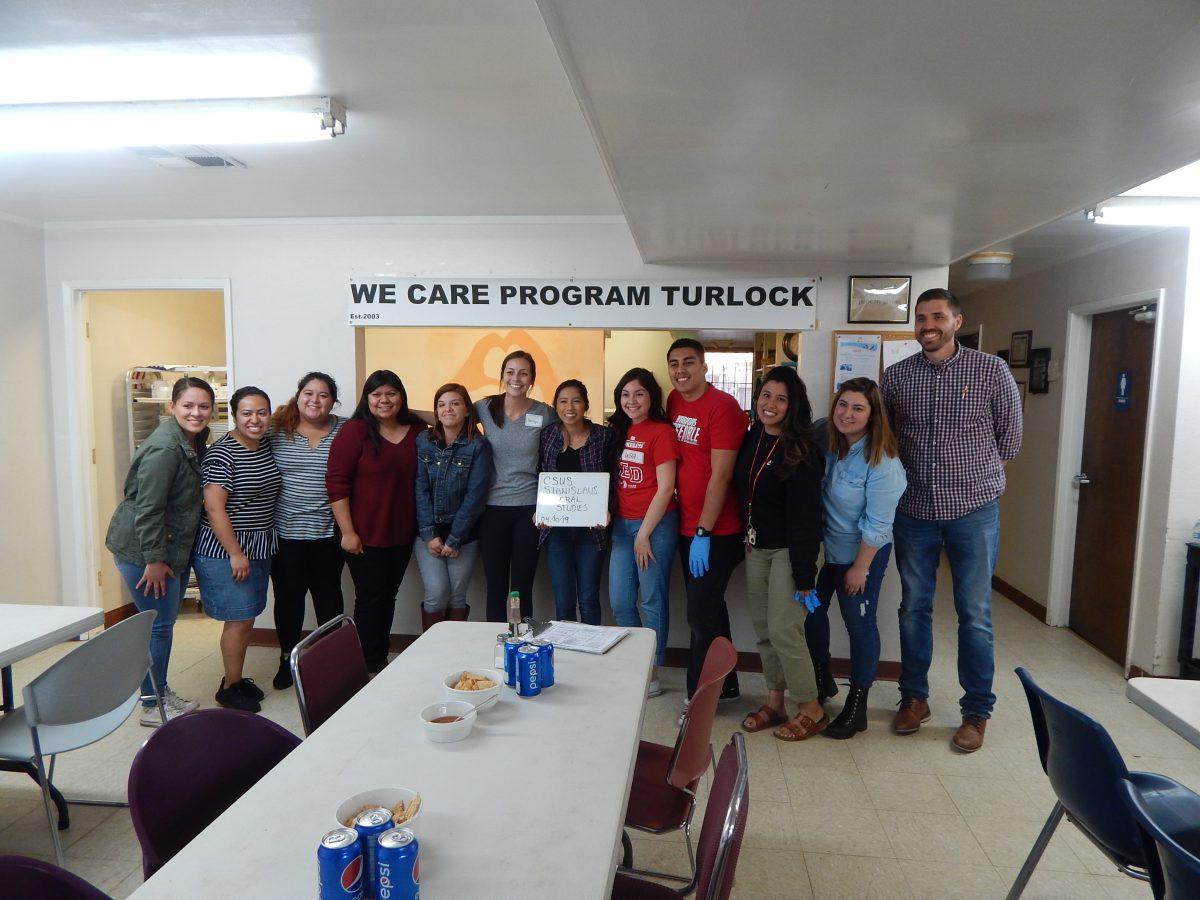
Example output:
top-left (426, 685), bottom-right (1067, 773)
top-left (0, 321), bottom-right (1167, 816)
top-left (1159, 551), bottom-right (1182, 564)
top-left (1, 665), bottom-right (12, 713)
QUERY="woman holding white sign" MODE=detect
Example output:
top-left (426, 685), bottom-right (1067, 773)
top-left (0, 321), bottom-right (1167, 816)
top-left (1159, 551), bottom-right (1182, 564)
top-left (608, 368), bottom-right (680, 698)
top-left (475, 350), bottom-right (556, 622)
top-left (537, 380), bottom-right (610, 625)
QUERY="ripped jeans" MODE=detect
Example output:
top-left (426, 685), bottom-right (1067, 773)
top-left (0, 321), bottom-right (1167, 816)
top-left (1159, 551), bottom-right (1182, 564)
top-left (805, 544), bottom-right (892, 688)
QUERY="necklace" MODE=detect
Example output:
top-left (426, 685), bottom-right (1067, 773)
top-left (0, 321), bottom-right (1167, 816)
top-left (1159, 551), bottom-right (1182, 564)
top-left (745, 429), bottom-right (779, 547)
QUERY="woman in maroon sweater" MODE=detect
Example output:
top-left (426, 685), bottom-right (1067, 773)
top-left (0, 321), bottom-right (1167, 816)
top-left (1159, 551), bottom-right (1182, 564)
top-left (327, 370), bottom-right (423, 672)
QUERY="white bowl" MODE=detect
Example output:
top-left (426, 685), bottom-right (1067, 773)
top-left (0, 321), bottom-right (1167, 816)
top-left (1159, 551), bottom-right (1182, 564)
top-left (420, 700), bottom-right (477, 743)
top-left (442, 667), bottom-right (504, 708)
top-left (335, 787), bottom-right (422, 832)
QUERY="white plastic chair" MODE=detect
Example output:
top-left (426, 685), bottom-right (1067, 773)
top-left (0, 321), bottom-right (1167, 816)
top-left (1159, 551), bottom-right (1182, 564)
top-left (0, 610), bottom-right (165, 866)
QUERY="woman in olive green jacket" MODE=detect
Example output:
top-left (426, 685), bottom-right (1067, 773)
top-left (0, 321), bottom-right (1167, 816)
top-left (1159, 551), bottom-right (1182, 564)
top-left (106, 376), bottom-right (214, 726)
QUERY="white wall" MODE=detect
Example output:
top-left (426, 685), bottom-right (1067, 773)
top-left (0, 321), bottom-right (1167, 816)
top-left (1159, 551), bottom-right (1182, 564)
top-left (42, 219), bottom-right (946, 661)
top-left (0, 219), bottom-right (59, 605)
top-left (955, 228), bottom-right (1197, 674)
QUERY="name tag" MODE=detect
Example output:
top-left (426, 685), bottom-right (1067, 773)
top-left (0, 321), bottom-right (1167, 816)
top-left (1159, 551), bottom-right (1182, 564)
top-left (524, 414), bottom-right (543, 428)
top-left (621, 448), bottom-right (644, 464)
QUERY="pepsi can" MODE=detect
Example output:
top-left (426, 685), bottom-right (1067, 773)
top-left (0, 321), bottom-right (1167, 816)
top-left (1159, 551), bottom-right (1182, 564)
top-left (503, 636), bottom-right (524, 687)
top-left (318, 827), bottom-right (364, 899)
top-left (375, 827), bottom-right (419, 899)
top-left (531, 638), bottom-right (555, 688)
top-left (516, 644), bottom-right (541, 697)
top-left (354, 807), bottom-right (393, 897)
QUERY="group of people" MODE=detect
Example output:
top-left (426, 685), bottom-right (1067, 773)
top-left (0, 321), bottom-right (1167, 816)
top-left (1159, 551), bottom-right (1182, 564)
top-left (106, 287), bottom-right (1022, 752)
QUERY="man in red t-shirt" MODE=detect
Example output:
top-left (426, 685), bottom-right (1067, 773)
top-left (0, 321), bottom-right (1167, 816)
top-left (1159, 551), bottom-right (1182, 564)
top-left (667, 338), bottom-right (749, 701)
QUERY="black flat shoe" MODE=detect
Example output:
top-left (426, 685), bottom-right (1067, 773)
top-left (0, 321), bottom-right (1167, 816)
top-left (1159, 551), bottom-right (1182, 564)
top-left (272, 656), bottom-right (293, 690)
top-left (216, 678), bottom-right (261, 712)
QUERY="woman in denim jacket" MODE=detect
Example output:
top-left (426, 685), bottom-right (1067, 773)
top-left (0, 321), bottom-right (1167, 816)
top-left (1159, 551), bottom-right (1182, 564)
top-left (806, 377), bottom-right (907, 739)
top-left (414, 383), bottom-right (493, 629)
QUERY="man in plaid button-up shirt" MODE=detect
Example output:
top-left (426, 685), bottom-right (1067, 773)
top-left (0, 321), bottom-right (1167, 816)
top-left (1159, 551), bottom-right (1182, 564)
top-left (881, 288), bottom-right (1023, 753)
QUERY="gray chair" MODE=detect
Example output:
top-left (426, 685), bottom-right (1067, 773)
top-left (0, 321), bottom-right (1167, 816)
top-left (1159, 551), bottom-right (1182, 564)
top-left (0, 610), bottom-right (166, 866)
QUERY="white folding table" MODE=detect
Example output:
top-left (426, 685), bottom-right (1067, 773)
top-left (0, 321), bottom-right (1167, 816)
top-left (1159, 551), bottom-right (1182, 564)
top-left (0, 603), bottom-right (105, 713)
top-left (1126, 676), bottom-right (1200, 749)
top-left (133, 621), bottom-right (656, 899)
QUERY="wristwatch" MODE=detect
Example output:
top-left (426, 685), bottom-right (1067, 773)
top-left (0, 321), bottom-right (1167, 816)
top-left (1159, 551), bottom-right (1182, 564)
top-left (694, 526), bottom-right (710, 538)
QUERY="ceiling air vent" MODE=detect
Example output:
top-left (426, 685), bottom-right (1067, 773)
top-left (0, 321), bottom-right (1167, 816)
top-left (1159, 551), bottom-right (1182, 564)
top-left (129, 146), bottom-right (247, 169)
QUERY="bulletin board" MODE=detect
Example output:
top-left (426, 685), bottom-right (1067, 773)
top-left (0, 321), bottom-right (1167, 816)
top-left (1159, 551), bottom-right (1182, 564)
top-left (830, 330), bottom-right (921, 390)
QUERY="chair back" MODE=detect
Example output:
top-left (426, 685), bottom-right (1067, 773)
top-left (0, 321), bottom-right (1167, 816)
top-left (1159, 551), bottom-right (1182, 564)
top-left (669, 637), bottom-right (737, 790)
top-left (21, 610), bottom-right (156, 728)
top-left (0, 855), bottom-right (111, 899)
top-left (1121, 777), bottom-right (1200, 900)
top-left (693, 733), bottom-right (750, 900)
top-left (127, 707), bottom-right (301, 878)
top-left (1015, 667), bottom-right (1145, 867)
top-left (290, 614), bottom-right (369, 736)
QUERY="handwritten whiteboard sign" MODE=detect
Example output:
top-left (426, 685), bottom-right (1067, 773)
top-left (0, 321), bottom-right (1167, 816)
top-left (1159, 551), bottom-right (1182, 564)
top-left (535, 472), bottom-right (610, 528)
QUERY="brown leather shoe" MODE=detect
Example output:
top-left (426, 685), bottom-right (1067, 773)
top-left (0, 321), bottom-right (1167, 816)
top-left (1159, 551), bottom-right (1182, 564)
top-left (952, 715), bottom-right (987, 752)
top-left (892, 697), bottom-right (931, 734)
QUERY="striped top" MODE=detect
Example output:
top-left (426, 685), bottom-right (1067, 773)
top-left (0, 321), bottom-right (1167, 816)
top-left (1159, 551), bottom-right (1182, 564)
top-left (269, 416), bottom-right (344, 540)
top-left (195, 433), bottom-right (282, 559)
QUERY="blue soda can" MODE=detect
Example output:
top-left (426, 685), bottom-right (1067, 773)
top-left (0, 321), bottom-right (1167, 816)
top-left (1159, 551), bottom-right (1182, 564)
top-left (531, 639), bottom-right (555, 687)
top-left (375, 827), bottom-right (419, 900)
top-left (503, 636), bottom-right (525, 687)
top-left (318, 827), bottom-right (364, 900)
top-left (517, 644), bottom-right (541, 697)
top-left (354, 807), bottom-right (393, 897)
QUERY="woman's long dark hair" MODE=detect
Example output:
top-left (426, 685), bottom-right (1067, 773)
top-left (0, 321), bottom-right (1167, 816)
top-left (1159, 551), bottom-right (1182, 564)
top-left (351, 369), bottom-right (423, 452)
top-left (606, 368), bottom-right (669, 467)
top-left (271, 371), bottom-right (338, 437)
top-left (486, 350), bottom-right (537, 428)
top-left (758, 365), bottom-right (816, 476)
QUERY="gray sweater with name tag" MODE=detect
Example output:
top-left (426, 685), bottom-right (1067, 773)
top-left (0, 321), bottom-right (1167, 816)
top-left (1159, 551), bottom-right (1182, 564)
top-left (474, 398), bottom-right (557, 506)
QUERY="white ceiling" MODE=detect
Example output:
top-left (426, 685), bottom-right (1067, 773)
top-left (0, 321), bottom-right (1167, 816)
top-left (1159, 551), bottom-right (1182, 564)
top-left (4, 1), bottom-right (1200, 269)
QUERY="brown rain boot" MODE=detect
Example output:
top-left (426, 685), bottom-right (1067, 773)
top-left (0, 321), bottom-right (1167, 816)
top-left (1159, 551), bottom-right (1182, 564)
top-left (420, 607), bottom-right (446, 632)
top-left (445, 605), bottom-right (470, 622)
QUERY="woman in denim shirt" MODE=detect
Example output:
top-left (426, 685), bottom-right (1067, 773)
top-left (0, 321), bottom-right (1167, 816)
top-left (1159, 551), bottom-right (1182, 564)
top-left (414, 383), bottom-right (493, 630)
top-left (807, 377), bottom-right (907, 739)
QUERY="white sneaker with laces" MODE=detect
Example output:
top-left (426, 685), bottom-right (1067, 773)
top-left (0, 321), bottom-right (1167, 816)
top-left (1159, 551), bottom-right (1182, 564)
top-left (164, 688), bottom-right (199, 713)
top-left (647, 679), bottom-right (664, 698)
top-left (138, 702), bottom-right (188, 727)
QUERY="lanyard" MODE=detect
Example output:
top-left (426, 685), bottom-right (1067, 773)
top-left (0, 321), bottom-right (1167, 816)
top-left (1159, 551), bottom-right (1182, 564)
top-left (745, 429), bottom-right (779, 532)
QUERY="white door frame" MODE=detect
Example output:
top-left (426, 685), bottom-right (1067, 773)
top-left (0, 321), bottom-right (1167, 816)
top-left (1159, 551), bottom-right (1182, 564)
top-left (1045, 288), bottom-right (1165, 666)
top-left (53, 279), bottom-right (234, 608)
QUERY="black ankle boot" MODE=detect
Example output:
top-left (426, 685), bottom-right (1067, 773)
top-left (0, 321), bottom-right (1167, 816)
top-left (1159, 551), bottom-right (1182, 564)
top-left (824, 685), bottom-right (869, 739)
top-left (814, 658), bottom-right (838, 703)
top-left (272, 654), bottom-right (293, 690)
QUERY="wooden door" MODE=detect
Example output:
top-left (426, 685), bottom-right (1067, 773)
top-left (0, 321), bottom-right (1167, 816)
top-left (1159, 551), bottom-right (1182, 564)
top-left (1068, 307), bottom-right (1156, 663)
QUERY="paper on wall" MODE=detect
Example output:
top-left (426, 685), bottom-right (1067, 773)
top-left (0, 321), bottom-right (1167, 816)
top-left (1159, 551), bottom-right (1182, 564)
top-left (833, 333), bottom-right (883, 391)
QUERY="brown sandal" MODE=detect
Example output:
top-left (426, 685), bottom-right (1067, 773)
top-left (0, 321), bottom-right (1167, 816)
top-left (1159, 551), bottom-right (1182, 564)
top-left (742, 705), bottom-right (787, 733)
top-left (774, 712), bottom-right (829, 742)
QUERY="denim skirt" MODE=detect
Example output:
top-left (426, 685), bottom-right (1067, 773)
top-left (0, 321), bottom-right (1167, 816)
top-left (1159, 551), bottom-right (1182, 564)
top-left (193, 554), bottom-right (272, 622)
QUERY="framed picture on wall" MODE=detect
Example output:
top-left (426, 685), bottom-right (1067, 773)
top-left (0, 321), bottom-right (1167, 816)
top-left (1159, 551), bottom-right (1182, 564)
top-left (1029, 347), bottom-right (1051, 394)
top-left (1010, 330), bottom-right (1033, 366)
top-left (848, 276), bottom-right (912, 324)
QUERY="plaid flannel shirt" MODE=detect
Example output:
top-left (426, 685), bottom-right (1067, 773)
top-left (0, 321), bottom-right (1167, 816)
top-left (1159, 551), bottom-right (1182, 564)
top-left (880, 343), bottom-right (1023, 521)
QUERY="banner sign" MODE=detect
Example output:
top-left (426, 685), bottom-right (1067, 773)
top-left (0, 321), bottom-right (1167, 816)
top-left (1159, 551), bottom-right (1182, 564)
top-left (348, 277), bottom-right (818, 330)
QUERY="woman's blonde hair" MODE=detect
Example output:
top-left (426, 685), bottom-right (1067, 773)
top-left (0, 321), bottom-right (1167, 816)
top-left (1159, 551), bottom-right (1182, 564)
top-left (826, 377), bottom-right (898, 467)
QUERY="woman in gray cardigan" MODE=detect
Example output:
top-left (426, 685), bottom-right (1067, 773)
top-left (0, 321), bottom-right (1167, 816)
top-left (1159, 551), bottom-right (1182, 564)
top-left (106, 376), bottom-right (214, 726)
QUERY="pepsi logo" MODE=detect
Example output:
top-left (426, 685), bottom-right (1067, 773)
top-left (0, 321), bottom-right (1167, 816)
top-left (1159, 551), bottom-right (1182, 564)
top-left (341, 854), bottom-right (362, 893)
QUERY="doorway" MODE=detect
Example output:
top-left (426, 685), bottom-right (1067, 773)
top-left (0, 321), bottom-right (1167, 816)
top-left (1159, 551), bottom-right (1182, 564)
top-left (1067, 304), bottom-right (1157, 662)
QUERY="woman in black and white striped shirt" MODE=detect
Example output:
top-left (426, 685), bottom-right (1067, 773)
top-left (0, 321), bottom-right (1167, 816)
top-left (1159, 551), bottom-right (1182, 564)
top-left (267, 372), bottom-right (345, 689)
top-left (194, 386), bottom-right (281, 713)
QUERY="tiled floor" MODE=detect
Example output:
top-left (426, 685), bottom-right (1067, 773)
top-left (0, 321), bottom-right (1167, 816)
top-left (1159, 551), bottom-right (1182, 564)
top-left (1, 589), bottom-right (1190, 898)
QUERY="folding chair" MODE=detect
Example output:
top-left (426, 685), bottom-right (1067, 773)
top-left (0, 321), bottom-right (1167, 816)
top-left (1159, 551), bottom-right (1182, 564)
top-left (289, 614), bottom-right (369, 736)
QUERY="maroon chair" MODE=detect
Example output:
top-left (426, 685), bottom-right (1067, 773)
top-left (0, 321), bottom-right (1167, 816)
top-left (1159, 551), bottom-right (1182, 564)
top-left (127, 708), bottom-right (301, 878)
top-left (0, 855), bottom-right (111, 899)
top-left (621, 636), bottom-right (738, 882)
top-left (289, 614), bottom-right (370, 736)
top-left (612, 732), bottom-right (750, 900)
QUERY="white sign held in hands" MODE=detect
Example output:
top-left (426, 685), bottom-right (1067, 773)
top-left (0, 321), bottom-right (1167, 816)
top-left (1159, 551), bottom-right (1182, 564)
top-left (535, 472), bottom-right (610, 528)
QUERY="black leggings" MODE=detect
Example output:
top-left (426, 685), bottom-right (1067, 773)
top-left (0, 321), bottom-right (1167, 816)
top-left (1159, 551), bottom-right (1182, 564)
top-left (345, 543), bottom-right (413, 668)
top-left (478, 504), bottom-right (541, 622)
top-left (680, 534), bottom-right (744, 698)
top-left (270, 536), bottom-right (345, 656)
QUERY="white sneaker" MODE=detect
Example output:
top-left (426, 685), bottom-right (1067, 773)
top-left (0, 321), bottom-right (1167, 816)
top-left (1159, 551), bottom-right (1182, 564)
top-left (647, 679), bottom-right (664, 698)
top-left (164, 688), bottom-right (199, 713)
top-left (138, 702), bottom-right (189, 727)
top-left (678, 699), bottom-right (690, 725)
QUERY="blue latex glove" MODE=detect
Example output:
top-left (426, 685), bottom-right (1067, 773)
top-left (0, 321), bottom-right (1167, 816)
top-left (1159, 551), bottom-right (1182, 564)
top-left (795, 589), bottom-right (820, 613)
top-left (688, 534), bottom-right (711, 578)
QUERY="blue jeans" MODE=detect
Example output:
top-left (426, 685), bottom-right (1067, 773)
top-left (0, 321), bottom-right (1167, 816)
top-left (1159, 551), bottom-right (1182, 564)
top-left (609, 510), bottom-right (679, 667)
top-left (115, 556), bottom-right (190, 706)
top-left (546, 528), bottom-right (605, 625)
top-left (807, 544), bottom-right (892, 688)
top-left (894, 501), bottom-right (1000, 718)
top-left (413, 539), bottom-right (480, 612)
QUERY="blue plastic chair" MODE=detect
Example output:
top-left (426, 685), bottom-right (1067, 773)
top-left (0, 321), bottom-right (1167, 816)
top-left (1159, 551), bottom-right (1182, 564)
top-left (1008, 667), bottom-right (1161, 898)
top-left (1120, 777), bottom-right (1200, 899)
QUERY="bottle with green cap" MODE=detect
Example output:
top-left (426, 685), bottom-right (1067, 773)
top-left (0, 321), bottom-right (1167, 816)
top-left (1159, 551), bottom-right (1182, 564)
top-left (507, 591), bottom-right (522, 636)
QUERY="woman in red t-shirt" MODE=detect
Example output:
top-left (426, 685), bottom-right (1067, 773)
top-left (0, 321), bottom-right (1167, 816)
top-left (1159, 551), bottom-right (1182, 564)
top-left (607, 368), bottom-right (680, 698)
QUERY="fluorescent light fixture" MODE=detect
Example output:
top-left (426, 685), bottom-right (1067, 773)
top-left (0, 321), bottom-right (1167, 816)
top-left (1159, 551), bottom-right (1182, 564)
top-left (1122, 159), bottom-right (1200, 198)
top-left (0, 96), bottom-right (345, 153)
top-left (1089, 196), bottom-right (1200, 227)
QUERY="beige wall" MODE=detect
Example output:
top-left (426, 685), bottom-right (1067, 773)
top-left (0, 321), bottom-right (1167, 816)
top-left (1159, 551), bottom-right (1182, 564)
top-left (602, 330), bottom-right (680, 417)
top-left (0, 220), bottom-right (57, 605)
top-left (87, 290), bottom-right (226, 611)
top-left (361, 326), bottom-right (605, 412)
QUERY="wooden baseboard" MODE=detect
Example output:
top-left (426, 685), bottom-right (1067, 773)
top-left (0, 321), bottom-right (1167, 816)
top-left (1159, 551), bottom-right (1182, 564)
top-left (992, 575), bottom-right (1046, 622)
top-left (104, 602), bottom-right (137, 628)
top-left (248, 628), bottom-right (902, 681)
